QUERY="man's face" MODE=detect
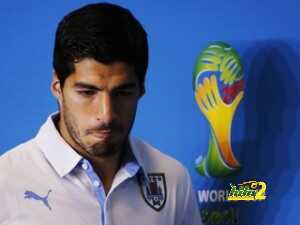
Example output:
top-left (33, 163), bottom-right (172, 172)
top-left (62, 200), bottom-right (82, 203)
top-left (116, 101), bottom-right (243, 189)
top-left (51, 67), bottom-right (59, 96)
top-left (52, 58), bottom-right (143, 157)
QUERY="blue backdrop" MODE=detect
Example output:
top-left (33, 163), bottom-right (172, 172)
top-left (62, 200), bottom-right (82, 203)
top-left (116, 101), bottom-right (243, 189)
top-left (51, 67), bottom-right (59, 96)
top-left (1, 1), bottom-right (300, 225)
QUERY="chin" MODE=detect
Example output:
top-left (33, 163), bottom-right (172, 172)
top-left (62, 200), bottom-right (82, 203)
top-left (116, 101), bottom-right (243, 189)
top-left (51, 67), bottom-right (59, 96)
top-left (89, 147), bottom-right (118, 157)
top-left (87, 140), bottom-right (119, 156)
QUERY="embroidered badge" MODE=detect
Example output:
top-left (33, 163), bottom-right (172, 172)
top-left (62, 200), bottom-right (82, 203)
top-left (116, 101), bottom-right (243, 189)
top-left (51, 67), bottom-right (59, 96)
top-left (24, 189), bottom-right (52, 211)
top-left (138, 173), bottom-right (167, 211)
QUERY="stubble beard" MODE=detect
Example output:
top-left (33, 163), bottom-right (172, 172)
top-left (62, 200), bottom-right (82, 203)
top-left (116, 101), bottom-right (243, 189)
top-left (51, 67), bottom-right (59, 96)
top-left (61, 100), bottom-right (135, 158)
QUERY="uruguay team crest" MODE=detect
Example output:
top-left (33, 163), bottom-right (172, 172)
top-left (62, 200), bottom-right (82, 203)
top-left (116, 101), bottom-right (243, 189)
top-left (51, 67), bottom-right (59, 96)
top-left (139, 173), bottom-right (167, 211)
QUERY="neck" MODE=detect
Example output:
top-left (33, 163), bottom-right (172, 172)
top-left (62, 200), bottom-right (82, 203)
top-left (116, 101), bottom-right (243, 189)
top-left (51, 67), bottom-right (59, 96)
top-left (89, 150), bottom-right (124, 194)
top-left (56, 115), bottom-right (125, 194)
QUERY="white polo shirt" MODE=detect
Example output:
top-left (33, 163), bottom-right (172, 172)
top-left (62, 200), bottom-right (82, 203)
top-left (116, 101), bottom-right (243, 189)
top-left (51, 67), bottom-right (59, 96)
top-left (0, 113), bottom-right (202, 225)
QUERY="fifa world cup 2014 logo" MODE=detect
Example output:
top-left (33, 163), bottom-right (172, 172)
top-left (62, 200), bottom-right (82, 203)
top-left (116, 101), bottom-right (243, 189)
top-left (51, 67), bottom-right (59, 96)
top-left (193, 42), bottom-right (245, 177)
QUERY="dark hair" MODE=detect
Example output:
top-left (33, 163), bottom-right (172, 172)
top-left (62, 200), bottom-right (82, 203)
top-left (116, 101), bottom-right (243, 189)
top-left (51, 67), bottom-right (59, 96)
top-left (53, 3), bottom-right (148, 89)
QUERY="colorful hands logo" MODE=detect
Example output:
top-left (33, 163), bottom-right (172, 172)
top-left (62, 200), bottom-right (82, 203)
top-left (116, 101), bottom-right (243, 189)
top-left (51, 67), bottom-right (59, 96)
top-left (193, 42), bottom-right (245, 177)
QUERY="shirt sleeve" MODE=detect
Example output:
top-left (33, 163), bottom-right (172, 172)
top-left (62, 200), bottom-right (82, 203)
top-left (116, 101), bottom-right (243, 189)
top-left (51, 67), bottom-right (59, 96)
top-left (180, 169), bottom-right (203, 225)
top-left (0, 155), bottom-right (10, 224)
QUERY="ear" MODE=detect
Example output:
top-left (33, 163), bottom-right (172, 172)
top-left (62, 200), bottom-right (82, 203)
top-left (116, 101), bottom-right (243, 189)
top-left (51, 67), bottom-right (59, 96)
top-left (51, 71), bottom-right (63, 105)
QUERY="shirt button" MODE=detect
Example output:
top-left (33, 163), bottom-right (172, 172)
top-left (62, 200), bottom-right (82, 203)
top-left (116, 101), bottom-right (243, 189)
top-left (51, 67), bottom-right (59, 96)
top-left (93, 180), bottom-right (100, 187)
top-left (129, 168), bottom-right (136, 174)
top-left (81, 163), bottom-right (88, 170)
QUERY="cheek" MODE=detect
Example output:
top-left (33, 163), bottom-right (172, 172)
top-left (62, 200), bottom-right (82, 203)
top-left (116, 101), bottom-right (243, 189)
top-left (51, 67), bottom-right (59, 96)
top-left (63, 95), bottom-right (93, 131)
top-left (66, 93), bottom-right (95, 116)
top-left (118, 101), bottom-right (138, 122)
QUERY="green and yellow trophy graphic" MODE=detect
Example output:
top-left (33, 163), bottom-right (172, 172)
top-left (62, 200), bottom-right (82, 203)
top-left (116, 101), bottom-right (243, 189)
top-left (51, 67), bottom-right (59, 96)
top-left (193, 42), bottom-right (245, 177)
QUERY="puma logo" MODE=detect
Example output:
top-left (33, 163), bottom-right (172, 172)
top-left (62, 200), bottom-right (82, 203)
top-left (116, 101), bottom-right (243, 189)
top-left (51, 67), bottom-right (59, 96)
top-left (24, 189), bottom-right (52, 210)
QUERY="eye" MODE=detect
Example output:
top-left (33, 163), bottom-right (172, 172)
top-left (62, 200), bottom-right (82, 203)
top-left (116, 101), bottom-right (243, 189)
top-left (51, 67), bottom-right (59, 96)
top-left (114, 90), bottom-right (135, 97)
top-left (77, 90), bottom-right (96, 97)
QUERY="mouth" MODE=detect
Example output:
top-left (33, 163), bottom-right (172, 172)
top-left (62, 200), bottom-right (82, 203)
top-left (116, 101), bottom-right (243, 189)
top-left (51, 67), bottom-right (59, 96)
top-left (91, 129), bottom-right (113, 139)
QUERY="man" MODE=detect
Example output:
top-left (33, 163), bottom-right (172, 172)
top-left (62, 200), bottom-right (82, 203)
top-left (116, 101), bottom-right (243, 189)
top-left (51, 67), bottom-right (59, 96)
top-left (0, 3), bottom-right (202, 225)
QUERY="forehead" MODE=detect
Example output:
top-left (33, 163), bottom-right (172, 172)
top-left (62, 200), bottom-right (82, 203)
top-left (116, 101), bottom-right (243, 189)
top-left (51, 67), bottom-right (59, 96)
top-left (67, 58), bottom-right (137, 87)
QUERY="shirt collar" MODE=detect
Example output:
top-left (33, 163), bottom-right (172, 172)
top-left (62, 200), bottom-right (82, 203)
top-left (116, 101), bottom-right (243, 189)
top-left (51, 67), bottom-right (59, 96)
top-left (34, 112), bottom-right (148, 178)
top-left (34, 112), bottom-right (82, 177)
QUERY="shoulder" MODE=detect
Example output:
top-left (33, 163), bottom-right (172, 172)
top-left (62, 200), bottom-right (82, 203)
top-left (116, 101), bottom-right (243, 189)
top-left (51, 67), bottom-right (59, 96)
top-left (0, 139), bottom-right (37, 164)
top-left (0, 139), bottom-right (42, 181)
top-left (130, 137), bottom-right (191, 183)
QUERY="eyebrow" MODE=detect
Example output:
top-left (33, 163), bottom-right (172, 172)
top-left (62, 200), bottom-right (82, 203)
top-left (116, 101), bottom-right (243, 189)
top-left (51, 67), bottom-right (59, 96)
top-left (74, 82), bottom-right (138, 91)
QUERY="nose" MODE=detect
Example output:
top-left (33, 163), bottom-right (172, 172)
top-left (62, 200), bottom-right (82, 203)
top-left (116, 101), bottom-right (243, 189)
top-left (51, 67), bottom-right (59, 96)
top-left (96, 93), bottom-right (116, 124)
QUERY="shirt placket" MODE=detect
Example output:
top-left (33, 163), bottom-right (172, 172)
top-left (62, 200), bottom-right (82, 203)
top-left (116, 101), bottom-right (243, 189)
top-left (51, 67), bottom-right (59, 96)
top-left (81, 159), bottom-right (108, 225)
top-left (80, 159), bottom-right (141, 225)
